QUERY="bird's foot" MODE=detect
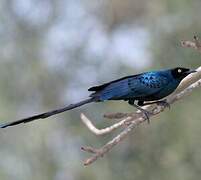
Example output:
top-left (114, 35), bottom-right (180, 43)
top-left (156, 100), bottom-right (170, 110)
top-left (128, 101), bottom-right (153, 123)
top-left (140, 109), bottom-right (153, 124)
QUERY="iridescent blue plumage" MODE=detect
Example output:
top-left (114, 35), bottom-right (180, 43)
top-left (0, 67), bottom-right (196, 128)
top-left (89, 69), bottom-right (182, 103)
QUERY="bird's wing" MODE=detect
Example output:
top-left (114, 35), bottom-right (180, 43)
top-left (127, 72), bottom-right (170, 98)
top-left (89, 72), bottom-right (170, 101)
top-left (88, 74), bottom-right (142, 91)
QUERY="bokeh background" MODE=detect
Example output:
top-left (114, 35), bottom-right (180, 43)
top-left (0, 0), bottom-right (201, 179)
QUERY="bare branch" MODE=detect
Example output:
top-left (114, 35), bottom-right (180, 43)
top-left (103, 112), bottom-right (134, 119)
top-left (82, 119), bottom-right (140, 165)
top-left (80, 113), bottom-right (135, 135)
top-left (181, 35), bottom-right (201, 52)
top-left (171, 36), bottom-right (201, 94)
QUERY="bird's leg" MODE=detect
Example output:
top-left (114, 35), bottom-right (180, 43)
top-left (141, 99), bottom-right (170, 109)
top-left (128, 99), bottom-right (152, 123)
top-left (131, 103), bottom-right (152, 123)
top-left (137, 100), bottom-right (144, 106)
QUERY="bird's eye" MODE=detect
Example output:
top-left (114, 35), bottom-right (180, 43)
top-left (177, 69), bottom-right (182, 73)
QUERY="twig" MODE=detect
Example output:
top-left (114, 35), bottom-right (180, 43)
top-left (181, 35), bottom-right (201, 52)
top-left (80, 113), bottom-right (135, 135)
top-left (170, 35), bottom-right (201, 94)
top-left (81, 119), bottom-right (141, 165)
top-left (103, 112), bottom-right (134, 119)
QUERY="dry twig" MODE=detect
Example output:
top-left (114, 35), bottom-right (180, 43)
top-left (80, 113), bottom-right (135, 135)
top-left (181, 35), bottom-right (201, 52)
top-left (81, 36), bottom-right (201, 166)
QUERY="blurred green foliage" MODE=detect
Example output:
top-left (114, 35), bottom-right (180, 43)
top-left (0, 0), bottom-right (201, 180)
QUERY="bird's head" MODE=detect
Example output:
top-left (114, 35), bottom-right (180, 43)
top-left (171, 67), bottom-right (196, 80)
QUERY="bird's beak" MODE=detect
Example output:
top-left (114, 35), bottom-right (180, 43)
top-left (185, 69), bottom-right (197, 74)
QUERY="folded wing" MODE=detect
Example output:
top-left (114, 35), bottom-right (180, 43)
top-left (89, 72), bottom-right (170, 101)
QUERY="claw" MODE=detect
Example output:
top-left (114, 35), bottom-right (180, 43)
top-left (129, 102), bottom-right (153, 123)
top-left (140, 109), bottom-right (152, 124)
top-left (156, 100), bottom-right (170, 109)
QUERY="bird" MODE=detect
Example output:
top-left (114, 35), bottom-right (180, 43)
top-left (0, 67), bottom-right (196, 128)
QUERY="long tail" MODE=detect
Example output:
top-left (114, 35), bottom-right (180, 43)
top-left (0, 98), bottom-right (94, 128)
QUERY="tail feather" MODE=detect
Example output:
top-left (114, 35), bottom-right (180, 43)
top-left (0, 98), bottom-right (94, 128)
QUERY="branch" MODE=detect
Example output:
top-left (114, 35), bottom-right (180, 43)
top-left (80, 113), bottom-right (135, 135)
top-left (173, 35), bottom-right (201, 94)
top-left (81, 118), bottom-right (141, 165)
top-left (181, 35), bottom-right (201, 52)
top-left (81, 36), bottom-right (201, 166)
